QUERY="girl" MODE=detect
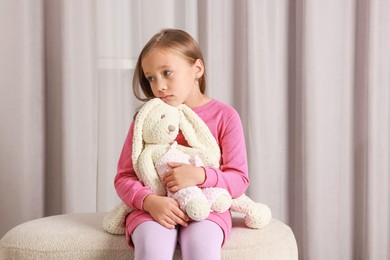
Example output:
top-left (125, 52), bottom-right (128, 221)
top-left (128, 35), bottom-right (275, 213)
top-left (115, 29), bottom-right (249, 260)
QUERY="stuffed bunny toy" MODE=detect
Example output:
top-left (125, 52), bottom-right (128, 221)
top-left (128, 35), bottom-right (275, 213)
top-left (103, 98), bottom-right (272, 235)
top-left (132, 98), bottom-right (232, 221)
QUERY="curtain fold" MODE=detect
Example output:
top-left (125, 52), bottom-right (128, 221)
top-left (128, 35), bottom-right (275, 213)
top-left (44, 0), bottom-right (98, 215)
top-left (298, 2), bottom-right (355, 259)
top-left (364, 1), bottom-right (390, 259)
top-left (59, 0), bottom-right (98, 213)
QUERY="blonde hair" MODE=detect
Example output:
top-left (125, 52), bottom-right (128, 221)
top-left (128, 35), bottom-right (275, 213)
top-left (132, 29), bottom-right (206, 101)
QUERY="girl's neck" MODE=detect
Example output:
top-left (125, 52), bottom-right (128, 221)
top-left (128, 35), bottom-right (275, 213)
top-left (184, 93), bottom-right (211, 109)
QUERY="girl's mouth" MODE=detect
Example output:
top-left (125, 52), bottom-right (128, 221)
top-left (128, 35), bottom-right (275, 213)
top-left (161, 95), bottom-right (173, 101)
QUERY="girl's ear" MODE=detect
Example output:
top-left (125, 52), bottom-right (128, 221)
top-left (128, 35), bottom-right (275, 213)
top-left (193, 59), bottom-right (204, 80)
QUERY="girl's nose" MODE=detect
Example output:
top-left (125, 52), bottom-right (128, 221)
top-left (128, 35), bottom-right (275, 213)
top-left (157, 81), bottom-right (167, 92)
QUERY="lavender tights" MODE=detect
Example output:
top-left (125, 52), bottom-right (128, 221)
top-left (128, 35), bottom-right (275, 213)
top-left (132, 220), bottom-right (223, 260)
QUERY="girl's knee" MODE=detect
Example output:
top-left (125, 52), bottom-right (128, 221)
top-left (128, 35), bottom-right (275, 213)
top-left (132, 221), bottom-right (178, 260)
top-left (179, 220), bottom-right (223, 260)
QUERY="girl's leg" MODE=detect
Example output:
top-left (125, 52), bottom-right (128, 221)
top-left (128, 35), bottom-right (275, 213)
top-left (179, 220), bottom-right (223, 260)
top-left (132, 221), bottom-right (178, 260)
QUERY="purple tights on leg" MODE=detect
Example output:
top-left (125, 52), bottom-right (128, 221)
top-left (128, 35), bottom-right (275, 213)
top-left (132, 221), bottom-right (177, 260)
top-left (179, 220), bottom-right (223, 260)
top-left (131, 220), bottom-right (223, 260)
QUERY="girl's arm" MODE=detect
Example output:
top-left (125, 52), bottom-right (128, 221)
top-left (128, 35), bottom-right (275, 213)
top-left (114, 121), bottom-right (153, 210)
top-left (199, 108), bottom-right (250, 198)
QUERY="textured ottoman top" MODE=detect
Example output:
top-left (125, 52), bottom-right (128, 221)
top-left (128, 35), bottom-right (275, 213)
top-left (0, 212), bottom-right (297, 260)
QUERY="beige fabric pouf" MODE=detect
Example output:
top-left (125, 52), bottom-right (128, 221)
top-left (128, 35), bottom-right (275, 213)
top-left (0, 212), bottom-right (298, 260)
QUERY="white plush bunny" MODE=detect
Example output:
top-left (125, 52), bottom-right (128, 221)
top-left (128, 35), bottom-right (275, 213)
top-left (132, 98), bottom-right (232, 221)
top-left (103, 98), bottom-right (272, 235)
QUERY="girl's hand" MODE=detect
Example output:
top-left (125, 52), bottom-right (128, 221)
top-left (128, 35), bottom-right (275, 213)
top-left (143, 194), bottom-right (189, 229)
top-left (163, 162), bottom-right (206, 193)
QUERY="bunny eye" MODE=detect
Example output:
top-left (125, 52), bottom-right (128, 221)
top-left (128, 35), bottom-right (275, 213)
top-left (160, 114), bottom-right (166, 119)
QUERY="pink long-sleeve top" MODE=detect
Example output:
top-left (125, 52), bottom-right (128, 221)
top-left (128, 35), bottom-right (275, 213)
top-left (114, 99), bottom-right (250, 247)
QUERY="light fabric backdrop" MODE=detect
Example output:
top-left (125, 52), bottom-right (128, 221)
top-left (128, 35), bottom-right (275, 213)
top-left (0, 0), bottom-right (98, 229)
top-left (1, 0), bottom-right (389, 259)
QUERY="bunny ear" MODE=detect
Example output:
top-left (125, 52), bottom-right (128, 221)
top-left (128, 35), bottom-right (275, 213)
top-left (132, 98), bottom-right (164, 173)
top-left (178, 104), bottom-right (221, 167)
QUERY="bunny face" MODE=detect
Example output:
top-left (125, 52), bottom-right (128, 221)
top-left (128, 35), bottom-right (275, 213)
top-left (132, 98), bottom-right (221, 174)
top-left (142, 103), bottom-right (181, 145)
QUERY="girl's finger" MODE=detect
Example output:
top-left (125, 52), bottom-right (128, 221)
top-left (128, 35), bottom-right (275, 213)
top-left (167, 185), bottom-right (180, 193)
top-left (160, 220), bottom-right (175, 229)
top-left (167, 162), bottom-right (185, 168)
top-left (172, 205), bottom-right (189, 222)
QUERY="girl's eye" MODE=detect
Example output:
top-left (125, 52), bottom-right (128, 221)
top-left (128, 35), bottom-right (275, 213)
top-left (146, 76), bottom-right (154, 82)
top-left (161, 114), bottom-right (165, 119)
top-left (163, 70), bottom-right (172, 77)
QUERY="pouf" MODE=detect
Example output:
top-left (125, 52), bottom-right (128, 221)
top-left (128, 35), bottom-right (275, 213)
top-left (0, 212), bottom-right (298, 260)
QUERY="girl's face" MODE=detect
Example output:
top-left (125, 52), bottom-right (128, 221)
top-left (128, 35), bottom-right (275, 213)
top-left (141, 48), bottom-right (204, 107)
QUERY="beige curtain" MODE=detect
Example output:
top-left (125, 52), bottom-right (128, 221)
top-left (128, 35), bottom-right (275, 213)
top-left (198, 0), bottom-right (390, 259)
top-left (0, 0), bottom-right (45, 237)
top-left (0, 0), bottom-right (97, 237)
top-left (1, 0), bottom-right (389, 259)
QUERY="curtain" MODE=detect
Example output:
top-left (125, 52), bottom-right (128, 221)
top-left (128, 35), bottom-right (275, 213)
top-left (0, 0), bottom-right (97, 236)
top-left (198, 0), bottom-right (390, 259)
top-left (1, 0), bottom-right (389, 259)
top-left (44, 0), bottom-right (98, 215)
top-left (0, 0), bottom-right (45, 236)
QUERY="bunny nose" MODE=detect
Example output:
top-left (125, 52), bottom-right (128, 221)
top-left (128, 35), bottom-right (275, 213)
top-left (168, 125), bottom-right (176, 132)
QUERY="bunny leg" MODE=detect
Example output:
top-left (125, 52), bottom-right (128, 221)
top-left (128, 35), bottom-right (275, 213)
top-left (231, 194), bottom-right (272, 229)
top-left (203, 187), bottom-right (232, 213)
top-left (170, 186), bottom-right (210, 221)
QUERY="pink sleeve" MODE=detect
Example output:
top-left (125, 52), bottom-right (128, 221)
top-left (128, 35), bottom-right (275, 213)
top-left (198, 109), bottom-right (250, 198)
top-left (114, 121), bottom-right (153, 210)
